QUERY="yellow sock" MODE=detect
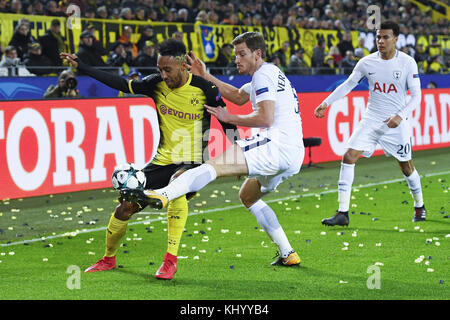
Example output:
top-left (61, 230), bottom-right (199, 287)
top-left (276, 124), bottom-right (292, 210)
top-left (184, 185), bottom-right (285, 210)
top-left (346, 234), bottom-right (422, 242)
top-left (167, 196), bottom-right (188, 256)
top-left (105, 214), bottom-right (129, 257)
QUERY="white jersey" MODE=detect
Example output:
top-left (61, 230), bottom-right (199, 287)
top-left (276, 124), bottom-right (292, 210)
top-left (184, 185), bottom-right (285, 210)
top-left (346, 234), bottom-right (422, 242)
top-left (325, 50), bottom-right (421, 122)
top-left (242, 63), bottom-right (303, 147)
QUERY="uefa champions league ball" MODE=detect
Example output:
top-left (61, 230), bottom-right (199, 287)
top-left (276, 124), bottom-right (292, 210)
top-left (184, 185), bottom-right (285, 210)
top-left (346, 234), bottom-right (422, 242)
top-left (111, 163), bottom-right (146, 190)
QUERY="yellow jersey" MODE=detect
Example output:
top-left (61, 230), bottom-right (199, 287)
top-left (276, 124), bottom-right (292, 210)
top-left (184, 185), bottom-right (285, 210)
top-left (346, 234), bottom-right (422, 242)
top-left (129, 73), bottom-right (236, 165)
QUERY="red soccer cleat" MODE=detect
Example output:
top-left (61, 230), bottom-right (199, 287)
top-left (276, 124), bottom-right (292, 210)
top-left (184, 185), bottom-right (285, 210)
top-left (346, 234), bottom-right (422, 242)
top-left (155, 252), bottom-right (177, 280)
top-left (84, 256), bottom-right (116, 273)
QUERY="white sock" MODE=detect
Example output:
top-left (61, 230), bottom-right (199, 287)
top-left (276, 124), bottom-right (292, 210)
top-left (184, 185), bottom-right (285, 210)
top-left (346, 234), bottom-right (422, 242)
top-left (338, 162), bottom-right (355, 212)
top-left (155, 163), bottom-right (217, 201)
top-left (404, 169), bottom-right (424, 208)
top-left (248, 200), bottom-right (293, 258)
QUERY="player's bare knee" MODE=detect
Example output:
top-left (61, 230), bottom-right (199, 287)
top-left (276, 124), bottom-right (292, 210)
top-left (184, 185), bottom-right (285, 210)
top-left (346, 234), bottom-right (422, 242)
top-left (398, 158), bottom-right (415, 175)
top-left (239, 191), bottom-right (257, 208)
top-left (399, 162), bottom-right (413, 176)
top-left (114, 201), bottom-right (137, 221)
top-left (343, 150), bottom-right (359, 164)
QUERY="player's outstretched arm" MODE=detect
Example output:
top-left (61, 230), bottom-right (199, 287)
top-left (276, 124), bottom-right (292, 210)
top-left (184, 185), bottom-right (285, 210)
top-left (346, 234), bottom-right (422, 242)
top-left (186, 51), bottom-right (249, 106)
top-left (60, 52), bottom-right (130, 93)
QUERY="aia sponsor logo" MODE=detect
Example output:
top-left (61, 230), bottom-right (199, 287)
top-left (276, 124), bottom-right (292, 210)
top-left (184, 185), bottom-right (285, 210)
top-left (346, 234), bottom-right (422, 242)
top-left (373, 82), bottom-right (397, 93)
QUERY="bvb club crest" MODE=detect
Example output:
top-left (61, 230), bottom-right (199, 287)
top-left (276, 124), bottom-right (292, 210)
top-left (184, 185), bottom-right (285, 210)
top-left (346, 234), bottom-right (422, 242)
top-left (190, 94), bottom-right (200, 107)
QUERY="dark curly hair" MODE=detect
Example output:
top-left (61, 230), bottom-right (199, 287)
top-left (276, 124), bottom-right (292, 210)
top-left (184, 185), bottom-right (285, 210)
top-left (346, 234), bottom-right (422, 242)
top-left (158, 38), bottom-right (187, 57)
top-left (379, 21), bottom-right (400, 37)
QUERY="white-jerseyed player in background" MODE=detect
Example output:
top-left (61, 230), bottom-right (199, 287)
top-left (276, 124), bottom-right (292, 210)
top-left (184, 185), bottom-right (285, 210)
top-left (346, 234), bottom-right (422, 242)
top-left (315, 21), bottom-right (426, 226)
top-left (122, 32), bottom-right (305, 266)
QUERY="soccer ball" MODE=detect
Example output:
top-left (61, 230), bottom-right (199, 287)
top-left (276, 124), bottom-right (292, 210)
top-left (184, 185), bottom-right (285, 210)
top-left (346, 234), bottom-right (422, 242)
top-left (111, 163), bottom-right (146, 190)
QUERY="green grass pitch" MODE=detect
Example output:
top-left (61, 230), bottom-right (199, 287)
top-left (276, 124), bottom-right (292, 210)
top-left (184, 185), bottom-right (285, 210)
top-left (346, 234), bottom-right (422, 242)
top-left (0, 148), bottom-right (449, 300)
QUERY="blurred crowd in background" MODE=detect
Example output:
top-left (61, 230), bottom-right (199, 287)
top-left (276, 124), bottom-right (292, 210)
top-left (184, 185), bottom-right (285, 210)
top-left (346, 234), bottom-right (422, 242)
top-left (0, 0), bottom-right (448, 78)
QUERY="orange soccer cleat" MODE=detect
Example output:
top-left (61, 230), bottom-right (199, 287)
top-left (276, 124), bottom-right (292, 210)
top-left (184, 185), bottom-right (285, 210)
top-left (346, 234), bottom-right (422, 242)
top-left (271, 251), bottom-right (301, 266)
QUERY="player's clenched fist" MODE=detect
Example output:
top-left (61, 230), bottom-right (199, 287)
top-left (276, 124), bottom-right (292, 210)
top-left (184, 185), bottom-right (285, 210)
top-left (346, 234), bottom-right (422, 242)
top-left (314, 101), bottom-right (328, 118)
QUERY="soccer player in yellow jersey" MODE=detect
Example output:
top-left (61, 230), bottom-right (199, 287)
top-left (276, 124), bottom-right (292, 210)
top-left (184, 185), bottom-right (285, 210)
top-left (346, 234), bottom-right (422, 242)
top-left (61, 39), bottom-right (237, 280)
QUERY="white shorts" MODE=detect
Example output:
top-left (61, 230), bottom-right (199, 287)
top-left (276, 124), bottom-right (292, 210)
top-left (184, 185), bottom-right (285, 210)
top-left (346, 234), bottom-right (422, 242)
top-left (347, 119), bottom-right (413, 161)
top-left (236, 134), bottom-right (304, 193)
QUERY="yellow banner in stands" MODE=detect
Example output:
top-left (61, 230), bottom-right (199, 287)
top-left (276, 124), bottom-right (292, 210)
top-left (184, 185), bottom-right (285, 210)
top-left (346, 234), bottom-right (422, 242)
top-left (0, 13), bottom-right (67, 49)
top-left (196, 23), bottom-right (282, 62)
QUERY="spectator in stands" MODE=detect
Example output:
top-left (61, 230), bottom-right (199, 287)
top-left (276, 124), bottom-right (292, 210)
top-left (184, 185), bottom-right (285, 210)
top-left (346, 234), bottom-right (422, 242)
top-left (164, 8), bottom-right (177, 22)
top-left (120, 7), bottom-right (134, 20)
top-left (194, 10), bottom-right (208, 24)
top-left (287, 48), bottom-right (309, 75)
top-left (76, 31), bottom-right (107, 73)
top-left (427, 81), bottom-right (437, 89)
top-left (176, 8), bottom-right (189, 23)
top-left (120, 69), bottom-right (146, 97)
top-left (44, 0), bottom-right (61, 16)
top-left (134, 40), bottom-right (157, 76)
top-left (427, 55), bottom-right (445, 74)
top-left (341, 50), bottom-right (357, 74)
top-left (172, 31), bottom-right (183, 42)
top-left (23, 42), bottom-right (54, 76)
top-left (85, 24), bottom-right (108, 57)
top-left (119, 25), bottom-right (138, 59)
top-left (241, 13), bottom-right (252, 26)
top-left (110, 8), bottom-right (120, 20)
top-left (9, 0), bottom-right (22, 14)
top-left (154, 0), bottom-right (169, 19)
top-left (44, 69), bottom-right (82, 98)
top-left (427, 36), bottom-right (442, 57)
top-left (9, 20), bottom-right (35, 60)
top-left (32, 0), bottom-right (45, 15)
top-left (135, 7), bottom-right (148, 22)
top-left (39, 19), bottom-right (65, 66)
top-left (329, 46), bottom-right (343, 66)
top-left (320, 55), bottom-right (337, 75)
top-left (312, 38), bottom-right (325, 68)
top-left (84, 7), bottom-right (95, 19)
top-left (338, 31), bottom-right (354, 59)
top-left (136, 26), bottom-right (157, 52)
top-left (414, 43), bottom-right (428, 68)
top-left (0, 46), bottom-right (21, 76)
top-left (96, 5), bottom-right (108, 19)
top-left (253, 14), bottom-right (263, 26)
top-left (274, 41), bottom-right (291, 70)
top-left (207, 11), bottom-right (220, 25)
top-left (0, 0), bottom-right (7, 13)
top-left (354, 48), bottom-right (364, 61)
top-left (355, 37), bottom-right (370, 57)
top-left (221, 13), bottom-right (239, 25)
top-left (334, 19), bottom-right (344, 31)
top-left (270, 54), bottom-right (286, 73)
top-left (23, 2), bottom-right (34, 14)
top-left (106, 42), bottom-right (133, 72)
top-left (212, 43), bottom-right (233, 75)
top-left (270, 13), bottom-right (284, 27)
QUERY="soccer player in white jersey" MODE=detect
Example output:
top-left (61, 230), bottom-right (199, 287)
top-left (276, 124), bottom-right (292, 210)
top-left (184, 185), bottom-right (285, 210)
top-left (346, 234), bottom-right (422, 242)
top-left (122, 32), bottom-right (305, 266)
top-left (315, 21), bottom-right (426, 226)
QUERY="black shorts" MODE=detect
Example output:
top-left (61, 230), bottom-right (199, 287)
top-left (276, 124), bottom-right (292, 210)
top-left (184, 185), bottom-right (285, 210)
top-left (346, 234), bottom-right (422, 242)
top-left (143, 162), bottom-right (201, 190)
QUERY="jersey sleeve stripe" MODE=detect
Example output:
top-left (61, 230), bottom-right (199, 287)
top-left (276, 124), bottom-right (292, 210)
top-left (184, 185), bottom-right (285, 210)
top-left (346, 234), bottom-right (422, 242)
top-left (128, 80), bottom-right (135, 94)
